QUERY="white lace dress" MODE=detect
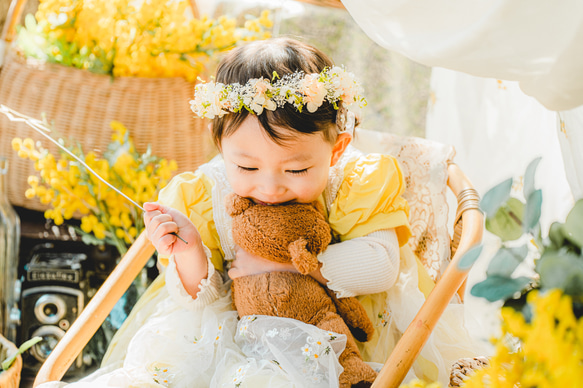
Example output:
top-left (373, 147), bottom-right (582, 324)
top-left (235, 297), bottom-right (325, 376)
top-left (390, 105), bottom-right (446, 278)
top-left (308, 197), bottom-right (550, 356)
top-left (38, 145), bottom-right (486, 388)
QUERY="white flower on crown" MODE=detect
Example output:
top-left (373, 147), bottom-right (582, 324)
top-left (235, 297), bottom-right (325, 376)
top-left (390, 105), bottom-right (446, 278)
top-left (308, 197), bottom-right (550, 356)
top-left (189, 66), bottom-right (366, 119)
top-left (328, 66), bottom-right (359, 104)
top-left (190, 82), bottom-right (228, 119)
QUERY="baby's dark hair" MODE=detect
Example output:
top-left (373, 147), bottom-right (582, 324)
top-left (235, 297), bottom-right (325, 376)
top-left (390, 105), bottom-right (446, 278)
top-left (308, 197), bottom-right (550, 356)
top-left (211, 37), bottom-right (341, 147)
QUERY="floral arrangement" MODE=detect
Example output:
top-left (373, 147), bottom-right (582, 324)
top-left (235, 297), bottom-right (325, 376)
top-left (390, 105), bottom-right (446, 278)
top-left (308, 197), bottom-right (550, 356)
top-left (398, 287), bottom-right (583, 388)
top-left (190, 66), bottom-right (367, 119)
top-left (462, 289), bottom-right (583, 387)
top-left (396, 158), bottom-right (583, 388)
top-left (12, 121), bottom-right (177, 256)
top-left (15, 0), bottom-right (272, 81)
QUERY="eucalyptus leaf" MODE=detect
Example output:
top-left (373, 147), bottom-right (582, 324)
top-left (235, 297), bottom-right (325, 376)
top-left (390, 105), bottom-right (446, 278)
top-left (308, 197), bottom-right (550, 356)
top-left (457, 245), bottom-right (483, 271)
top-left (486, 245), bottom-right (528, 277)
top-left (485, 198), bottom-right (524, 241)
top-left (548, 222), bottom-right (566, 249)
top-left (480, 177), bottom-right (513, 218)
top-left (562, 199), bottom-right (583, 249)
top-left (536, 250), bottom-right (583, 296)
top-left (523, 157), bottom-right (541, 198)
top-left (523, 189), bottom-right (542, 233)
top-left (470, 275), bottom-right (532, 302)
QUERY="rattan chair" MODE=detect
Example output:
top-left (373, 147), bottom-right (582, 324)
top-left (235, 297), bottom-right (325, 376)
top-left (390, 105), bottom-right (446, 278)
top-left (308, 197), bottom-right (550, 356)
top-left (30, 128), bottom-right (483, 388)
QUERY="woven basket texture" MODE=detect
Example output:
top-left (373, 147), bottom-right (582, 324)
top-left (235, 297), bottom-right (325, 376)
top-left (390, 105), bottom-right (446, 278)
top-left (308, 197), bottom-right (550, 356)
top-left (0, 334), bottom-right (21, 388)
top-left (0, 51), bottom-right (213, 212)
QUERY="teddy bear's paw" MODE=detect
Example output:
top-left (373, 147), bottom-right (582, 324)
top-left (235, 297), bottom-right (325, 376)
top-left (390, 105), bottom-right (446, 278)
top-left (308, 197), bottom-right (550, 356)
top-left (289, 237), bottom-right (319, 274)
top-left (351, 381), bottom-right (373, 388)
top-left (338, 356), bottom-right (378, 388)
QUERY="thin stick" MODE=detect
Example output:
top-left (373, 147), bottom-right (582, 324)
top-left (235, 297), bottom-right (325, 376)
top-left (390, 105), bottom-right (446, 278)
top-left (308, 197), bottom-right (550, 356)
top-left (0, 105), bottom-right (188, 244)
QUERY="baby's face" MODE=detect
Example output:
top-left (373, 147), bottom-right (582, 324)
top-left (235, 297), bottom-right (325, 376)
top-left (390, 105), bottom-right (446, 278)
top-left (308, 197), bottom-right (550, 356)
top-left (221, 116), bottom-right (349, 205)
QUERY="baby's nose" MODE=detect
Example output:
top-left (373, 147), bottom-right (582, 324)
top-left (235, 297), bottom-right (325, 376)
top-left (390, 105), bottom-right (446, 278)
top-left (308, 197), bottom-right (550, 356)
top-left (259, 179), bottom-right (286, 197)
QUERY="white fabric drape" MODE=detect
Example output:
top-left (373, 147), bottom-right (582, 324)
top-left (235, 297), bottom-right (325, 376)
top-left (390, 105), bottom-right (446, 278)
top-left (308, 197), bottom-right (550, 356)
top-left (426, 68), bottom-right (574, 232)
top-left (340, 0), bottom-right (582, 341)
top-left (558, 106), bottom-right (583, 200)
top-left (340, 0), bottom-right (583, 111)
top-left (341, 0), bottom-right (583, 204)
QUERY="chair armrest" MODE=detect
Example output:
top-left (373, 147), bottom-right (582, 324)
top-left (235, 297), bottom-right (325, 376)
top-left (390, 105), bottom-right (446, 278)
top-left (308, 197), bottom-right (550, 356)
top-left (33, 231), bottom-right (155, 386)
top-left (371, 163), bottom-right (484, 388)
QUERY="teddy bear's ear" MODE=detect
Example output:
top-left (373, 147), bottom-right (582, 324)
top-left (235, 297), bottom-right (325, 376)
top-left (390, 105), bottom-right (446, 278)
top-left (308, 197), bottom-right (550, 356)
top-left (311, 201), bottom-right (326, 216)
top-left (225, 193), bottom-right (253, 216)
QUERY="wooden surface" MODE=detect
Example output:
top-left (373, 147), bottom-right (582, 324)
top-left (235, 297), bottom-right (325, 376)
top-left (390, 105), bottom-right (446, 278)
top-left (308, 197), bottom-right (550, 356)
top-left (371, 163), bottom-right (483, 388)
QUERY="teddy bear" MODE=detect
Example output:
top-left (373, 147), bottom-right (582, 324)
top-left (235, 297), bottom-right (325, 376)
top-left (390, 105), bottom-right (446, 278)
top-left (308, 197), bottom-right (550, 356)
top-left (226, 193), bottom-right (379, 388)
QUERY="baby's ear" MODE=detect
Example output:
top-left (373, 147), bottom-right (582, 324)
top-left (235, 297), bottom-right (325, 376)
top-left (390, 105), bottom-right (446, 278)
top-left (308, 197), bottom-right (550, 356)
top-left (225, 193), bottom-right (253, 216)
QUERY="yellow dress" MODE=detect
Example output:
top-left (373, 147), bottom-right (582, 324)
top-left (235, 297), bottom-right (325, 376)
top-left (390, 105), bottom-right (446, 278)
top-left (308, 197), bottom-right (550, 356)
top-left (71, 146), bottom-right (484, 388)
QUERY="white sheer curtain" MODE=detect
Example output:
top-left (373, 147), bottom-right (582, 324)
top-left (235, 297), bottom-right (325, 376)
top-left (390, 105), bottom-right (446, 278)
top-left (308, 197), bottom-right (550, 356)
top-left (340, 0), bottom-right (583, 340)
top-left (341, 0), bottom-right (583, 205)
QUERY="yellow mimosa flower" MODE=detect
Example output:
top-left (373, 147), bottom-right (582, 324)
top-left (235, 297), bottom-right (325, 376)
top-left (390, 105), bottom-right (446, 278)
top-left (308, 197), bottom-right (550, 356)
top-left (11, 138), bottom-right (22, 151)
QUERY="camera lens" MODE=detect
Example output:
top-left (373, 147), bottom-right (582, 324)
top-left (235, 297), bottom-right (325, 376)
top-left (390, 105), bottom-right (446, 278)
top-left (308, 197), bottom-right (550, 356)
top-left (34, 295), bottom-right (67, 324)
top-left (30, 326), bottom-right (65, 362)
top-left (44, 303), bottom-right (58, 317)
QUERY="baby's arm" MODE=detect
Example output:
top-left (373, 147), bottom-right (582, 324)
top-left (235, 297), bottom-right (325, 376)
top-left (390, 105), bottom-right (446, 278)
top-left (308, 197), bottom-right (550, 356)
top-left (143, 202), bottom-right (209, 298)
top-left (229, 229), bottom-right (400, 298)
top-left (318, 229), bottom-right (400, 297)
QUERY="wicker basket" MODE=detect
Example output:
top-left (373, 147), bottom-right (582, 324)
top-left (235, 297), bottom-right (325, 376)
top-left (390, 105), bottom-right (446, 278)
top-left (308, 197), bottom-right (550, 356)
top-left (0, 0), bottom-right (213, 213)
top-left (0, 335), bottom-right (21, 388)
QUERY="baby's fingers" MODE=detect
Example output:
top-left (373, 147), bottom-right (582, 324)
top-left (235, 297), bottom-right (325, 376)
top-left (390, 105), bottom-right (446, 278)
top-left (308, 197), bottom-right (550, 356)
top-left (143, 202), bottom-right (166, 225)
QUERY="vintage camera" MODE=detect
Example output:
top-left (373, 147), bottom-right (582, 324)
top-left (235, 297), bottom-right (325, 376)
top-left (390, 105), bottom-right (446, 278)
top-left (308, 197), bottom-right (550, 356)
top-left (19, 244), bottom-right (92, 376)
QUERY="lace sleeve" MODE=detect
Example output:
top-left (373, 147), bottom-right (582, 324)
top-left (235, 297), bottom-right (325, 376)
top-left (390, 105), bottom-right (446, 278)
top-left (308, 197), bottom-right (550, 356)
top-left (164, 244), bottom-right (224, 311)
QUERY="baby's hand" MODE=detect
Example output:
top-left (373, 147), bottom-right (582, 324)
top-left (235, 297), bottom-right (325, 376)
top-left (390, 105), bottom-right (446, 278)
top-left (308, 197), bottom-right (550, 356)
top-left (143, 202), bottom-right (201, 257)
top-left (228, 247), bottom-right (296, 279)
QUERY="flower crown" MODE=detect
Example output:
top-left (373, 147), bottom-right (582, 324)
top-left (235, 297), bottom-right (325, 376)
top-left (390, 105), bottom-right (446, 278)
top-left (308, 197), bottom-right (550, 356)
top-left (189, 66), bottom-right (366, 119)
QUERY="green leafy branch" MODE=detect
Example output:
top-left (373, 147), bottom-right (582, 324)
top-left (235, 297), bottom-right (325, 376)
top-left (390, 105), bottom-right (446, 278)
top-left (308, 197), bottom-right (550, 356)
top-left (457, 157), bottom-right (583, 318)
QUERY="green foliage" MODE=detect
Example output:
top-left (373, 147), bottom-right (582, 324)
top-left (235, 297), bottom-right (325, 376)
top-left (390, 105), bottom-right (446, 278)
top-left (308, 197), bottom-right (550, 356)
top-left (1, 336), bottom-right (42, 371)
top-left (460, 157), bottom-right (583, 317)
top-left (457, 245), bottom-right (483, 270)
top-left (480, 177), bottom-right (513, 218)
top-left (471, 275), bottom-right (532, 302)
top-left (485, 197), bottom-right (524, 242)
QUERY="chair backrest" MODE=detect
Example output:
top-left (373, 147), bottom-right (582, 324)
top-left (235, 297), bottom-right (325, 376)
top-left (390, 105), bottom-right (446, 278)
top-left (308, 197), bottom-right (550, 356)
top-left (353, 128), bottom-right (456, 281)
top-left (33, 130), bottom-right (483, 388)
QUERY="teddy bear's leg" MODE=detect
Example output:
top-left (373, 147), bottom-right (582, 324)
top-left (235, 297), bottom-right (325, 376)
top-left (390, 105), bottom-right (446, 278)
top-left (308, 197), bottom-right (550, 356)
top-left (326, 289), bottom-right (375, 343)
top-left (316, 311), bottom-right (378, 388)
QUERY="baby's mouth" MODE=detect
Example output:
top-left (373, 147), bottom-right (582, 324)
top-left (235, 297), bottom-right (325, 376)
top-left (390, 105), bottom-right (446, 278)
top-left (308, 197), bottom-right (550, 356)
top-left (254, 199), bottom-right (293, 206)
top-left (255, 200), bottom-right (278, 206)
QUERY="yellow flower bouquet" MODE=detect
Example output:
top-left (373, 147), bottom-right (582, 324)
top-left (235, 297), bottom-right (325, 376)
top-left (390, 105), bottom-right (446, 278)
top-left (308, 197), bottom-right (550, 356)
top-left (14, 0), bottom-right (272, 81)
top-left (12, 120), bottom-right (177, 256)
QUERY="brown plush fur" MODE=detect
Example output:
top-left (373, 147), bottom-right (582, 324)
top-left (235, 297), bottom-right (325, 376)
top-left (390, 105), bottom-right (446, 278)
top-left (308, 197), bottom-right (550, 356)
top-left (226, 193), bottom-right (378, 388)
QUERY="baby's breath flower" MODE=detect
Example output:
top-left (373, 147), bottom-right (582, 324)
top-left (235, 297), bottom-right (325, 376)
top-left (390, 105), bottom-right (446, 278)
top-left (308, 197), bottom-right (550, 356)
top-left (190, 66), bottom-right (366, 120)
